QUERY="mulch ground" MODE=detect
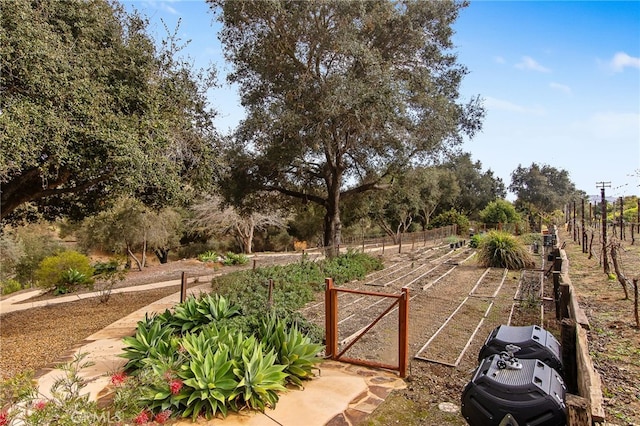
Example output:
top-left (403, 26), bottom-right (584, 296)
top-left (0, 286), bottom-right (182, 381)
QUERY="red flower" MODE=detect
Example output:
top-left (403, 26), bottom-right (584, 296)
top-left (111, 371), bottom-right (127, 386)
top-left (133, 410), bottom-right (151, 425)
top-left (0, 411), bottom-right (8, 426)
top-left (169, 379), bottom-right (183, 395)
top-left (33, 400), bottom-right (48, 410)
top-left (154, 410), bottom-right (172, 424)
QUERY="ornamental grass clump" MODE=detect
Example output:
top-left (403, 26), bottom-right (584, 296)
top-left (476, 231), bottom-right (535, 269)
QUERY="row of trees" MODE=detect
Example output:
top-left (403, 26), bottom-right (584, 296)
top-left (1, 0), bottom-right (587, 268)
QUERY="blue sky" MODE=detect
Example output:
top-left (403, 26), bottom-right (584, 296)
top-left (120, 1), bottom-right (640, 199)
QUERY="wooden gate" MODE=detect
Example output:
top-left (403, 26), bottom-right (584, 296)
top-left (324, 278), bottom-right (409, 377)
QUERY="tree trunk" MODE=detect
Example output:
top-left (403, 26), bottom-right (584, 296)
top-left (126, 242), bottom-right (143, 271)
top-left (154, 248), bottom-right (169, 264)
top-left (634, 279), bottom-right (639, 328)
top-left (323, 203), bottom-right (341, 258)
top-left (246, 221), bottom-right (254, 254)
top-left (609, 241), bottom-right (630, 300)
top-left (141, 238), bottom-right (147, 268)
top-left (323, 185), bottom-right (343, 258)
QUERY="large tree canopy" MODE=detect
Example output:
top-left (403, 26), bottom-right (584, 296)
top-left (443, 153), bottom-right (506, 217)
top-left (509, 163), bottom-right (582, 214)
top-left (0, 0), bottom-right (218, 221)
top-left (211, 0), bottom-right (484, 253)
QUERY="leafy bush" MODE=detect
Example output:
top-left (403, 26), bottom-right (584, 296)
top-left (169, 294), bottom-right (240, 334)
top-left (223, 252), bottom-right (249, 266)
top-left (10, 224), bottom-right (63, 287)
top-left (476, 231), bottom-right (535, 269)
top-left (479, 199), bottom-right (520, 224)
top-left (1, 279), bottom-right (22, 295)
top-left (429, 209), bottom-right (470, 236)
top-left (118, 297), bottom-right (322, 420)
top-left (34, 251), bottom-right (94, 293)
top-left (469, 233), bottom-right (484, 248)
top-left (55, 268), bottom-right (90, 295)
top-left (92, 259), bottom-right (120, 275)
top-left (259, 315), bottom-right (323, 387)
top-left (115, 252), bottom-right (383, 420)
top-left (197, 250), bottom-right (220, 263)
top-left (0, 353), bottom-right (111, 425)
top-left (519, 233), bottom-right (542, 246)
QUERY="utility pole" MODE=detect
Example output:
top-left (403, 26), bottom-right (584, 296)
top-left (573, 200), bottom-right (578, 243)
top-left (581, 198), bottom-right (587, 253)
top-left (619, 197), bottom-right (624, 240)
top-left (596, 182), bottom-right (611, 274)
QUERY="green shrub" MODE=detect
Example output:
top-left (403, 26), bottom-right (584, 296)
top-left (92, 259), bottom-right (121, 275)
top-left (34, 250), bottom-right (94, 293)
top-left (469, 233), bottom-right (484, 248)
top-left (169, 294), bottom-right (240, 334)
top-left (0, 353), bottom-right (111, 425)
top-left (197, 250), bottom-right (220, 263)
top-left (476, 231), bottom-right (535, 269)
top-left (223, 252), bottom-right (249, 266)
top-left (11, 225), bottom-right (62, 287)
top-left (118, 303), bottom-right (322, 420)
top-left (479, 200), bottom-right (521, 224)
top-left (519, 233), bottom-right (542, 245)
top-left (1, 279), bottom-right (22, 295)
top-left (259, 315), bottom-right (323, 387)
top-left (430, 209), bottom-right (470, 236)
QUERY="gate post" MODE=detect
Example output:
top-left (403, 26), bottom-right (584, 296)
top-left (399, 287), bottom-right (409, 377)
top-left (325, 278), bottom-right (337, 357)
top-left (180, 272), bottom-right (187, 303)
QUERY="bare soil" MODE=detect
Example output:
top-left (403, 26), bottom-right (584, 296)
top-left (1, 229), bottom-right (638, 425)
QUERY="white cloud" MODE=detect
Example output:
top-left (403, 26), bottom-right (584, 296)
top-left (142, 1), bottom-right (179, 15)
top-left (515, 56), bottom-right (551, 73)
top-left (494, 56), bottom-right (506, 64)
top-left (549, 82), bottom-right (571, 94)
top-left (609, 52), bottom-right (640, 72)
top-left (484, 96), bottom-right (546, 115)
top-left (570, 111), bottom-right (640, 141)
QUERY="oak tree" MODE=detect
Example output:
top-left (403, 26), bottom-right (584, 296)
top-left (509, 163), bottom-right (581, 214)
top-left (211, 0), bottom-right (483, 254)
top-left (0, 0), bottom-right (217, 222)
top-left (443, 153), bottom-right (506, 217)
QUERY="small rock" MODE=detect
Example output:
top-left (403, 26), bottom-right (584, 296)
top-left (438, 402), bottom-right (460, 413)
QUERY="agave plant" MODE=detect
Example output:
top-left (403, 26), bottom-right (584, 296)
top-left (178, 345), bottom-right (238, 420)
top-left (197, 294), bottom-right (241, 322)
top-left (259, 315), bottom-right (323, 387)
top-left (170, 296), bottom-right (207, 333)
top-left (229, 337), bottom-right (288, 412)
top-left (121, 320), bottom-right (175, 372)
top-left (170, 294), bottom-right (241, 334)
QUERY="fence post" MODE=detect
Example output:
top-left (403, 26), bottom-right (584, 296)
top-left (180, 272), bottom-right (187, 303)
top-left (399, 287), bottom-right (409, 378)
top-left (324, 278), bottom-right (337, 358)
top-left (267, 279), bottom-right (274, 309)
